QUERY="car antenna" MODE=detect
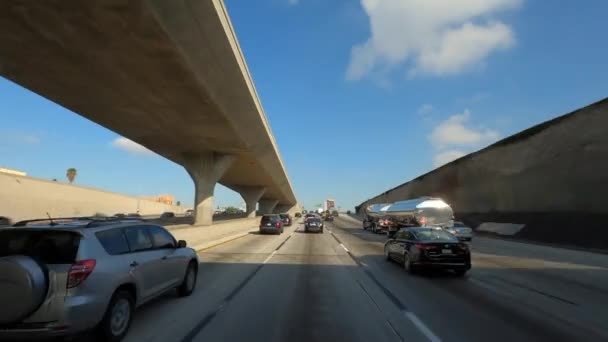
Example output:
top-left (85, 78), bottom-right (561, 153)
top-left (46, 212), bottom-right (56, 226)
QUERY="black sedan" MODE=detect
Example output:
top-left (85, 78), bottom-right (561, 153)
top-left (304, 217), bottom-right (324, 233)
top-left (384, 227), bottom-right (470, 276)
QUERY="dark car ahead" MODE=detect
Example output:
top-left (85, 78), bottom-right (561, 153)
top-left (279, 213), bottom-right (292, 226)
top-left (259, 214), bottom-right (284, 234)
top-left (384, 227), bottom-right (470, 276)
top-left (304, 213), bottom-right (317, 223)
top-left (160, 212), bottom-right (175, 219)
top-left (304, 217), bottom-right (324, 233)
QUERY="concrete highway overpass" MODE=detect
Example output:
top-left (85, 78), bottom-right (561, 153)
top-left (0, 0), bottom-right (298, 224)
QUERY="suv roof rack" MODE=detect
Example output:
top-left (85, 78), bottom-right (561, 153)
top-left (13, 216), bottom-right (143, 228)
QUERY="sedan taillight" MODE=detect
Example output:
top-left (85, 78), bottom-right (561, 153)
top-left (67, 259), bottom-right (96, 288)
top-left (276, 222), bottom-right (281, 228)
top-left (415, 243), bottom-right (436, 251)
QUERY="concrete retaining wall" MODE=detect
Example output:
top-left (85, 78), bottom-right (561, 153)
top-left (0, 173), bottom-right (188, 222)
top-left (357, 98), bottom-right (608, 249)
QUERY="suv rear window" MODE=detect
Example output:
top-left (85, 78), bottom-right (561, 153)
top-left (261, 215), bottom-right (279, 224)
top-left (96, 229), bottom-right (130, 255)
top-left (0, 229), bottom-right (80, 264)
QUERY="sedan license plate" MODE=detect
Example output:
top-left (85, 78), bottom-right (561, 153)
top-left (266, 223), bottom-right (271, 226)
top-left (442, 249), bottom-right (453, 254)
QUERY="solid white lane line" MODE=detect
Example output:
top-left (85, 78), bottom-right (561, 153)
top-left (330, 221), bottom-right (440, 342)
top-left (263, 250), bottom-right (277, 264)
top-left (404, 311), bottom-right (442, 342)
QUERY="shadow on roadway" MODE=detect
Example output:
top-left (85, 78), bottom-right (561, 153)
top-left (63, 251), bottom-right (608, 342)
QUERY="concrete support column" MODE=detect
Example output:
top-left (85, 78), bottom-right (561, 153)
top-left (274, 204), bottom-right (291, 214)
top-left (236, 186), bottom-right (266, 218)
top-left (274, 203), bottom-right (301, 215)
top-left (184, 152), bottom-right (235, 226)
top-left (258, 199), bottom-right (279, 215)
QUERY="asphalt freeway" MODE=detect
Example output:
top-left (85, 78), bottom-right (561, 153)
top-left (113, 216), bottom-right (608, 342)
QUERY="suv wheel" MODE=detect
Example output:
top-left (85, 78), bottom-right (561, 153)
top-left (178, 262), bottom-right (198, 297)
top-left (98, 290), bottom-right (134, 342)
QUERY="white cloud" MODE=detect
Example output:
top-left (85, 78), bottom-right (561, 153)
top-left (111, 137), bottom-right (156, 156)
top-left (433, 149), bottom-right (466, 167)
top-left (417, 104), bottom-right (434, 116)
top-left (429, 109), bottom-right (499, 148)
top-left (347, 0), bottom-right (521, 80)
top-left (288, 0), bottom-right (299, 5)
top-left (428, 109), bottom-right (500, 168)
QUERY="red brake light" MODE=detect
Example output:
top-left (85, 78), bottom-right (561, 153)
top-left (275, 222), bottom-right (281, 228)
top-left (415, 243), bottom-right (436, 250)
top-left (67, 259), bottom-right (96, 288)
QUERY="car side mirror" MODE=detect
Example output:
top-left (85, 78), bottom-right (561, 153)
top-left (177, 240), bottom-right (187, 248)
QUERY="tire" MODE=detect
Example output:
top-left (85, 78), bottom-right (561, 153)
top-left (403, 253), bottom-right (417, 274)
top-left (178, 262), bottom-right (198, 297)
top-left (98, 290), bottom-right (134, 342)
top-left (320, 229), bottom-right (324, 234)
top-left (384, 246), bottom-right (391, 261)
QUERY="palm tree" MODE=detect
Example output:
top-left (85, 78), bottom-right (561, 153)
top-left (66, 168), bottom-right (77, 184)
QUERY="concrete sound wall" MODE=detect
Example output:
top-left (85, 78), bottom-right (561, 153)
top-left (357, 98), bottom-right (608, 250)
top-left (0, 173), bottom-right (188, 222)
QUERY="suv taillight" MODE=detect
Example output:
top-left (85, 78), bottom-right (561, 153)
top-left (67, 259), bottom-right (96, 288)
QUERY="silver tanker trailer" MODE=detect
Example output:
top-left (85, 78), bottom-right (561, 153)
top-left (362, 203), bottom-right (391, 233)
top-left (363, 197), bottom-right (454, 237)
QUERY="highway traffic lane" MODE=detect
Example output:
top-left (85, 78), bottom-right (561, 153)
top-left (121, 223), bottom-right (301, 342)
top-left (471, 237), bottom-right (608, 339)
top-left (330, 217), bottom-right (608, 341)
top-left (189, 223), bottom-right (433, 342)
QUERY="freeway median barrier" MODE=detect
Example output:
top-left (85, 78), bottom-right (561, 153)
top-left (166, 217), bottom-right (259, 252)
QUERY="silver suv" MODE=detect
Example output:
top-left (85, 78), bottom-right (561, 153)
top-left (0, 218), bottom-right (199, 341)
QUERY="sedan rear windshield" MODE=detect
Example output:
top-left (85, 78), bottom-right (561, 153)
top-left (413, 229), bottom-right (458, 242)
top-left (0, 229), bottom-right (80, 263)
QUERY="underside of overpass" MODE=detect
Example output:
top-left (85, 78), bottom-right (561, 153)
top-left (0, 0), bottom-right (299, 223)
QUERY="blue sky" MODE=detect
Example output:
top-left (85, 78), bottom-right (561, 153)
top-left (1, 0), bottom-right (607, 211)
